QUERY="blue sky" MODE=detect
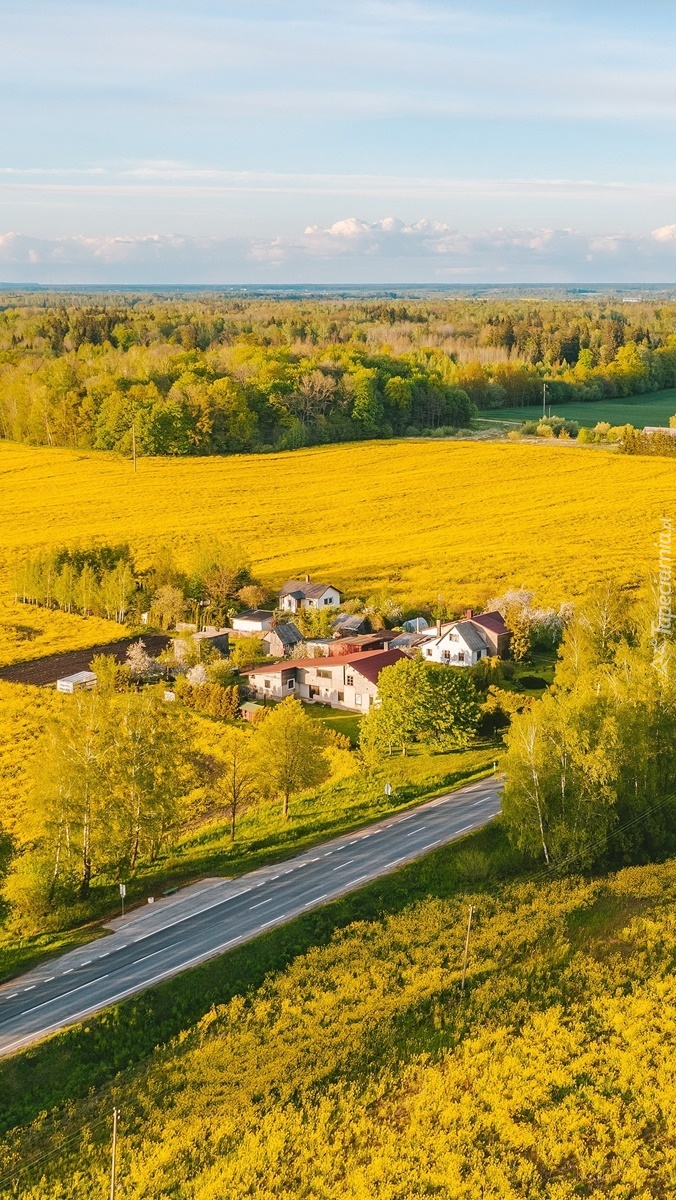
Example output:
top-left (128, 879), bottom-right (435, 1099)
top-left (3, 0), bottom-right (676, 282)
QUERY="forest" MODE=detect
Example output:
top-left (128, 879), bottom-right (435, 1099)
top-left (2, 291), bottom-right (676, 454)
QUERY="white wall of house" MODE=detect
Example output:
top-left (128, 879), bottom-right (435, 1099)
top-left (249, 658), bottom-right (378, 711)
top-left (419, 628), bottom-right (487, 666)
top-left (232, 614), bottom-right (273, 634)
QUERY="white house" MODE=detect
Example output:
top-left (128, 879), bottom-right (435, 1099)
top-left (416, 611), bottom-right (510, 666)
top-left (231, 609), bottom-right (275, 635)
top-left (278, 576), bottom-right (341, 613)
top-left (245, 648), bottom-right (405, 712)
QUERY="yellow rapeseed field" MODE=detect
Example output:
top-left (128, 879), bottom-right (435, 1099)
top-left (0, 438), bottom-right (674, 614)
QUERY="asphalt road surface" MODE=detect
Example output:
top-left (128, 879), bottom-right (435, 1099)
top-left (0, 777), bottom-right (501, 1056)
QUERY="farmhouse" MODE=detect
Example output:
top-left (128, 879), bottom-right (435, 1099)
top-left (278, 576), bottom-right (341, 613)
top-left (231, 609), bottom-right (274, 635)
top-left (245, 647), bottom-right (405, 712)
top-left (416, 610), bottom-right (510, 666)
top-left (262, 621), bottom-right (304, 657)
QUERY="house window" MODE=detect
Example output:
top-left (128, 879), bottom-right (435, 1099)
top-left (355, 694), bottom-right (362, 705)
top-left (287, 679), bottom-right (295, 689)
top-left (264, 679), bottom-right (271, 689)
top-left (309, 685), bottom-right (320, 698)
top-left (337, 691), bottom-right (344, 702)
top-left (346, 674), bottom-right (354, 686)
top-left (458, 652), bottom-right (465, 664)
top-left (443, 650), bottom-right (450, 662)
top-left (317, 669), bottom-right (331, 679)
top-left (324, 597), bottom-right (331, 605)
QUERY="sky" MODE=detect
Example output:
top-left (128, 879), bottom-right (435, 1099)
top-left (3, 0), bottom-right (676, 283)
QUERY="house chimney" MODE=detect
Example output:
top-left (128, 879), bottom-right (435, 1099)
top-left (436, 618), bottom-right (442, 637)
top-left (305, 573), bottom-right (310, 583)
top-left (465, 608), bottom-right (474, 619)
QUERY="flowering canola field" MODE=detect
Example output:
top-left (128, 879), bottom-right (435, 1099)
top-left (0, 438), bottom-right (674, 612)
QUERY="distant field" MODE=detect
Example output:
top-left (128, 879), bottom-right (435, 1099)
top-left (480, 388), bottom-right (676, 428)
top-left (0, 438), bottom-right (675, 615)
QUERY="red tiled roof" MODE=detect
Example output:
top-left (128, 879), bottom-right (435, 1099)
top-left (471, 611), bottom-right (509, 636)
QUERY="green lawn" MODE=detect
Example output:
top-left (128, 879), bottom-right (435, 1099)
top-left (476, 387), bottom-right (676, 429)
top-left (300, 699), bottom-right (362, 744)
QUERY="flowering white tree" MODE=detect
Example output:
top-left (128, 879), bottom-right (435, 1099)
top-left (186, 663), bottom-right (208, 686)
top-left (126, 640), bottom-right (161, 682)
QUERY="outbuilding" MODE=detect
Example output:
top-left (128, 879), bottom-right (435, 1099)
top-left (56, 670), bottom-right (97, 693)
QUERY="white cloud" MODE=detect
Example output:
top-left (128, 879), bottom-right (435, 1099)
top-left (3, 219), bottom-right (676, 284)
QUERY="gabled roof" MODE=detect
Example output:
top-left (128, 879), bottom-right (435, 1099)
top-left (422, 621), bottom-right (489, 654)
top-left (246, 647), bottom-right (405, 679)
top-left (279, 579), bottom-right (339, 600)
top-left (234, 609), bottom-right (274, 622)
top-left (269, 622), bottom-right (303, 647)
top-left (453, 621), bottom-right (490, 653)
top-left (332, 613), bottom-right (368, 634)
top-left (472, 610), bottom-right (509, 636)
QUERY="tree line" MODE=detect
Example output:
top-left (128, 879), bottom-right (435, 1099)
top-left (4, 693), bottom-right (333, 927)
top-left (12, 539), bottom-right (263, 626)
top-left (3, 293), bottom-right (676, 455)
top-left (502, 583), bottom-right (676, 867)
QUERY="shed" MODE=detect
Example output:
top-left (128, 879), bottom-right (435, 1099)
top-left (240, 700), bottom-right (264, 722)
top-left (56, 670), bottom-right (97, 694)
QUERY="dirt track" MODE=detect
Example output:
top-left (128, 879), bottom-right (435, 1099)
top-left (0, 635), bottom-right (170, 686)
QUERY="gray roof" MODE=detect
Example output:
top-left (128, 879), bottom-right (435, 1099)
top-left (332, 613), bottom-right (368, 634)
top-left (279, 579), bottom-right (338, 601)
top-left (270, 622), bottom-right (303, 647)
top-left (235, 609), bottom-right (274, 622)
top-left (389, 632), bottom-right (424, 649)
top-left (453, 621), bottom-right (490, 652)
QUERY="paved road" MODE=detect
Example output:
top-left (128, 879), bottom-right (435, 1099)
top-left (0, 778), bottom-right (501, 1056)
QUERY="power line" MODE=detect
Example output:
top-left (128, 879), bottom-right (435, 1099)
top-left (0, 1115), bottom-right (109, 1192)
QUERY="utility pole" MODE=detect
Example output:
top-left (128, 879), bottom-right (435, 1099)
top-left (542, 382), bottom-right (548, 418)
top-left (109, 1107), bottom-right (119, 1200)
top-left (132, 423), bottom-right (137, 474)
top-left (461, 904), bottom-right (474, 994)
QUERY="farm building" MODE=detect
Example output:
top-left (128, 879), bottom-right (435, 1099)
top-left (416, 610), bottom-right (510, 666)
top-left (262, 622), bottom-right (304, 657)
top-left (231, 609), bottom-right (275, 635)
top-left (56, 670), bottom-right (97, 693)
top-left (278, 576), bottom-right (341, 613)
top-left (245, 647), bottom-right (405, 712)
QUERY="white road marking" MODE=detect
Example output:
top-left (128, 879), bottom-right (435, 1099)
top-left (24, 985), bottom-right (35, 992)
top-left (132, 946), bottom-right (174, 966)
top-left (0, 779), bottom-right (502, 1054)
top-left (332, 859), bottom-right (355, 871)
top-left (250, 898), bottom-right (273, 909)
top-left (20, 975), bottom-right (110, 1017)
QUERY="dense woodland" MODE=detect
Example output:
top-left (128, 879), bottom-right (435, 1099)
top-left (2, 291), bottom-right (676, 454)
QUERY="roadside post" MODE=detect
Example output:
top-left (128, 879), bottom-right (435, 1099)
top-left (461, 904), bottom-right (474, 994)
top-left (119, 883), bottom-right (126, 918)
top-left (384, 782), bottom-right (392, 797)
